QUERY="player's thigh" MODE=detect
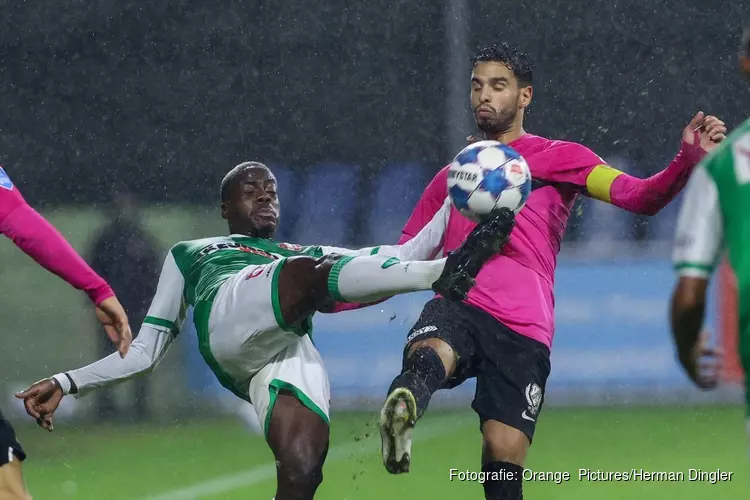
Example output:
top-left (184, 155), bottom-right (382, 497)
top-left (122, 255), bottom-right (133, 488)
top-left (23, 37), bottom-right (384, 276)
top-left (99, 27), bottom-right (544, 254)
top-left (248, 335), bottom-right (331, 441)
top-left (207, 259), bottom-right (305, 378)
top-left (265, 392), bottom-right (330, 473)
top-left (275, 254), bottom-right (342, 321)
top-left (470, 316), bottom-right (551, 464)
top-left (0, 415), bottom-right (29, 500)
top-left (402, 298), bottom-right (479, 384)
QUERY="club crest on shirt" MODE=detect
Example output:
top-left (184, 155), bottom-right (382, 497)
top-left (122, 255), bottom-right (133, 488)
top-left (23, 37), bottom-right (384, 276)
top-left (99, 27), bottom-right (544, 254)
top-left (0, 167), bottom-right (14, 191)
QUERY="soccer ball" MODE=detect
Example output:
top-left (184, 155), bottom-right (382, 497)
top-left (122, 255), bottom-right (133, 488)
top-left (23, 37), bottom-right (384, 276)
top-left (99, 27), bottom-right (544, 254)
top-left (447, 140), bottom-right (532, 222)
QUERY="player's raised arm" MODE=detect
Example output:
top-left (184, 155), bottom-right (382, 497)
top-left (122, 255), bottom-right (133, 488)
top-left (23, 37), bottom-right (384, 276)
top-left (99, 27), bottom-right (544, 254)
top-left (582, 112), bottom-right (726, 215)
top-left (0, 168), bottom-right (114, 305)
top-left (15, 249), bottom-right (187, 430)
top-left (317, 197), bottom-right (452, 262)
top-left (0, 167), bottom-right (133, 355)
top-left (399, 167), bottom-right (449, 243)
top-left (669, 164), bottom-right (723, 389)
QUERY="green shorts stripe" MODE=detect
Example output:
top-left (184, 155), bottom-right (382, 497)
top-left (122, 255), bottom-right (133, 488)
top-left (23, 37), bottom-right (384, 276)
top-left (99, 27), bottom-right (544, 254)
top-left (193, 300), bottom-right (249, 403)
top-left (264, 378), bottom-right (330, 439)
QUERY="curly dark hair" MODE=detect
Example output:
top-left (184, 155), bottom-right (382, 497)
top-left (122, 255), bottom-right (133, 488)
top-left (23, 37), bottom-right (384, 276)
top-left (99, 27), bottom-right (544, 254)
top-left (470, 43), bottom-right (533, 87)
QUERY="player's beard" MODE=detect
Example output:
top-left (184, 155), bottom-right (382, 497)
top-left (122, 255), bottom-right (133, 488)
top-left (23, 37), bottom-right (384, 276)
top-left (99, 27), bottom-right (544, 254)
top-left (475, 95), bottom-right (520, 137)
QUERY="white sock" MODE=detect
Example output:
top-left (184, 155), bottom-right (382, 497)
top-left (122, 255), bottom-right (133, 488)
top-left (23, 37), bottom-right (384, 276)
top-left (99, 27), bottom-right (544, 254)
top-left (327, 255), bottom-right (446, 303)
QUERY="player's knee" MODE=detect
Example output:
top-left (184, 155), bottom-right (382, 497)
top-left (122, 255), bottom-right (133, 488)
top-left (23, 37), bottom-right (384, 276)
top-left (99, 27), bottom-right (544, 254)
top-left (407, 338), bottom-right (456, 376)
top-left (481, 420), bottom-right (529, 466)
top-left (276, 433), bottom-right (327, 496)
top-left (277, 455), bottom-right (324, 498)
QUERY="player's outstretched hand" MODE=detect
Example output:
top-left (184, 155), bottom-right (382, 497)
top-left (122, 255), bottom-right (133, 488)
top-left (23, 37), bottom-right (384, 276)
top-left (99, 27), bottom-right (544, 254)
top-left (680, 330), bottom-right (722, 390)
top-left (96, 296), bottom-right (132, 358)
top-left (15, 379), bottom-right (64, 432)
top-left (682, 111), bottom-right (727, 154)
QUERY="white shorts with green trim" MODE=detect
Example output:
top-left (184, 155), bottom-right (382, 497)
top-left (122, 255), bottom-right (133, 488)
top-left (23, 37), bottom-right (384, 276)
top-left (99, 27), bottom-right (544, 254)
top-left (249, 335), bottom-right (331, 437)
top-left (206, 258), bottom-right (330, 435)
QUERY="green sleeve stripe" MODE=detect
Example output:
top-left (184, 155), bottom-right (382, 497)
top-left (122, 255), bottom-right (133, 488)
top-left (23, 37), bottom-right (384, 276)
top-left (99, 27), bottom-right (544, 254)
top-left (674, 262), bottom-right (713, 273)
top-left (370, 246), bottom-right (380, 255)
top-left (327, 256), bottom-right (355, 302)
top-left (305, 246), bottom-right (324, 258)
top-left (143, 316), bottom-right (179, 334)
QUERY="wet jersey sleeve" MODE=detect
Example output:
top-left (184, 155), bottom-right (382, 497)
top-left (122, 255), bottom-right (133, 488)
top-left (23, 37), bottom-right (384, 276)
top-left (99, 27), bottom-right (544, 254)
top-left (544, 141), bottom-right (702, 216)
top-left (0, 167), bottom-right (113, 304)
top-left (399, 167), bottom-right (449, 244)
top-left (58, 250), bottom-right (186, 396)
top-left (141, 250), bottom-right (188, 335)
top-left (318, 197), bottom-right (450, 262)
top-left (672, 165), bottom-right (723, 279)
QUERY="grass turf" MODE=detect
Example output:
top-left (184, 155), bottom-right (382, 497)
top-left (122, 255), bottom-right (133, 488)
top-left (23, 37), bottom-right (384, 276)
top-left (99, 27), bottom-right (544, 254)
top-left (15, 405), bottom-right (747, 499)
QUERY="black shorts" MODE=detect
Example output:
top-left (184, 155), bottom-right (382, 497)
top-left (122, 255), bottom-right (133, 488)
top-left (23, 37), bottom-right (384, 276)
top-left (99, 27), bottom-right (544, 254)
top-left (403, 298), bottom-right (551, 443)
top-left (0, 410), bottom-right (26, 466)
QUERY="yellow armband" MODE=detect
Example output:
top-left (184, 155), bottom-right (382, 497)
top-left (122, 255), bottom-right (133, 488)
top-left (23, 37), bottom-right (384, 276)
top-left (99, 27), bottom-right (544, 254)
top-left (585, 164), bottom-right (624, 203)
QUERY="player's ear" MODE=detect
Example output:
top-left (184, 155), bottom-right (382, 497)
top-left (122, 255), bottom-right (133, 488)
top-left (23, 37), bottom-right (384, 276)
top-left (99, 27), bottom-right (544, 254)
top-left (220, 202), bottom-right (229, 220)
top-left (519, 85), bottom-right (533, 109)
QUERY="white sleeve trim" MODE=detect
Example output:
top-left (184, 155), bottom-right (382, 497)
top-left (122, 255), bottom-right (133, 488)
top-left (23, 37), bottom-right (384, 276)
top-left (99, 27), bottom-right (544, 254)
top-left (672, 165), bottom-right (723, 276)
top-left (675, 266), bottom-right (712, 279)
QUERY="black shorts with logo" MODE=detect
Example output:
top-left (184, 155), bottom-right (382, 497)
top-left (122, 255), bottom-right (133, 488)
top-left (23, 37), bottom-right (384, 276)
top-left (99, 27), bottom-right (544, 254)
top-left (403, 298), bottom-right (551, 443)
top-left (0, 410), bottom-right (26, 466)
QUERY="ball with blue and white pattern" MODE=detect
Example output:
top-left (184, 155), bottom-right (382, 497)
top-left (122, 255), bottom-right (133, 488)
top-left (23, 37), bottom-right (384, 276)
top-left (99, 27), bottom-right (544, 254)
top-left (447, 140), bottom-right (532, 222)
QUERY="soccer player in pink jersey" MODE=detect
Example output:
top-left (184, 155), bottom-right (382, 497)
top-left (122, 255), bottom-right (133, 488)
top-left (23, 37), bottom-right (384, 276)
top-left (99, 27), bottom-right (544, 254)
top-left (378, 43), bottom-right (727, 499)
top-left (0, 166), bottom-right (131, 499)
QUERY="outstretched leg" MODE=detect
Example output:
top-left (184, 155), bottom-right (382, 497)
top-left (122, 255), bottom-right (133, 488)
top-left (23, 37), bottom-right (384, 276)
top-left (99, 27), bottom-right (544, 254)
top-left (378, 208), bottom-right (516, 474)
top-left (380, 336), bottom-right (456, 474)
top-left (275, 207), bottom-right (517, 329)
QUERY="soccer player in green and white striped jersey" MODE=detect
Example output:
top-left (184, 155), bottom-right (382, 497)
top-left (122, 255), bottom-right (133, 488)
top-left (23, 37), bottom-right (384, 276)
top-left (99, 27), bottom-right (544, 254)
top-left (670, 23), bottom-right (750, 443)
top-left (16, 161), bottom-right (515, 499)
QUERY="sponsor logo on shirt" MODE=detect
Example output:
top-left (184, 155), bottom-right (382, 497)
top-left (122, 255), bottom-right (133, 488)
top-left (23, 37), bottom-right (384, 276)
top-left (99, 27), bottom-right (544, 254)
top-left (199, 242), bottom-right (276, 260)
top-left (278, 242), bottom-right (303, 251)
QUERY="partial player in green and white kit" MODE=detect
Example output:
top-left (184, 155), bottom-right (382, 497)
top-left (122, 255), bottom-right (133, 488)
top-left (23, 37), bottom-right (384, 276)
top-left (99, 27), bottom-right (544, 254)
top-left (670, 24), bottom-right (750, 452)
top-left (17, 161), bottom-right (515, 500)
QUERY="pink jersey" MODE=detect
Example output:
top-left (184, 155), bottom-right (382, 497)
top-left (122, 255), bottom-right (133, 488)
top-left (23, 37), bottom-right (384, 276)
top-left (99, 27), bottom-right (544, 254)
top-left (0, 167), bottom-right (113, 305)
top-left (401, 133), bottom-right (702, 348)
